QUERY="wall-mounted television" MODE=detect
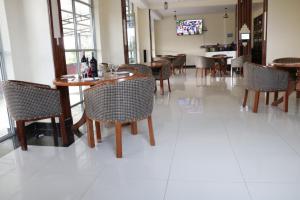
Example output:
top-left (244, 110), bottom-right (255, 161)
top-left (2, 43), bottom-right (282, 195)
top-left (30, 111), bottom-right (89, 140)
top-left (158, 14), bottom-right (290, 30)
top-left (176, 19), bottom-right (203, 36)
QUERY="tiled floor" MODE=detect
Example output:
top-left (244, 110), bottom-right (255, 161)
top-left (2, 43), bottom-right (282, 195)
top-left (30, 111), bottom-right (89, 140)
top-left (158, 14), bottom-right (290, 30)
top-left (1, 69), bottom-right (300, 200)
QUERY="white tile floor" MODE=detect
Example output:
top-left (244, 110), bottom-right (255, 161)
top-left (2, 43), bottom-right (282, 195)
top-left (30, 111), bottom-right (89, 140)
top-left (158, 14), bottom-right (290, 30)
top-left (1, 69), bottom-right (300, 200)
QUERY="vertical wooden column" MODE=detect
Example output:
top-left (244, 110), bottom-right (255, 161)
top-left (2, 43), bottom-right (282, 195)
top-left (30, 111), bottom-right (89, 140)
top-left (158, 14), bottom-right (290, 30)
top-left (262, 0), bottom-right (268, 65)
top-left (237, 0), bottom-right (252, 56)
top-left (47, 0), bottom-right (74, 145)
top-left (149, 9), bottom-right (153, 62)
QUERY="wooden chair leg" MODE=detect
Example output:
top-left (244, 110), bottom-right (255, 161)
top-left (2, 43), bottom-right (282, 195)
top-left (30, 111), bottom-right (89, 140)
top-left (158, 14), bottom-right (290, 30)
top-left (147, 116), bottom-right (155, 146)
top-left (95, 121), bottom-right (102, 143)
top-left (51, 117), bottom-right (58, 146)
top-left (297, 91), bottom-right (300, 99)
top-left (86, 118), bottom-right (95, 148)
top-left (274, 91), bottom-right (278, 102)
top-left (284, 90), bottom-right (289, 112)
top-left (131, 121), bottom-right (138, 135)
top-left (16, 120), bottom-right (27, 151)
top-left (196, 68), bottom-right (199, 77)
top-left (59, 115), bottom-right (68, 146)
top-left (265, 92), bottom-right (270, 105)
top-left (168, 78), bottom-right (171, 92)
top-left (154, 83), bottom-right (157, 93)
top-left (160, 78), bottom-right (164, 95)
top-left (115, 122), bottom-right (122, 158)
top-left (253, 91), bottom-right (260, 113)
top-left (242, 89), bottom-right (248, 107)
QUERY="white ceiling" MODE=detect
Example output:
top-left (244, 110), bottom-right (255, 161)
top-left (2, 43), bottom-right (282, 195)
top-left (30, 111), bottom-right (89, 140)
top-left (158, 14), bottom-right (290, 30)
top-left (156, 5), bottom-right (235, 17)
top-left (142, 0), bottom-right (263, 17)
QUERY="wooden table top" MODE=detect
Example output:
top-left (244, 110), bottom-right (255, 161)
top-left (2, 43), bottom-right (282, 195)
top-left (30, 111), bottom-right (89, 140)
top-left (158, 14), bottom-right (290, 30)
top-left (144, 62), bottom-right (164, 69)
top-left (53, 72), bottom-right (135, 87)
top-left (271, 62), bottom-right (300, 68)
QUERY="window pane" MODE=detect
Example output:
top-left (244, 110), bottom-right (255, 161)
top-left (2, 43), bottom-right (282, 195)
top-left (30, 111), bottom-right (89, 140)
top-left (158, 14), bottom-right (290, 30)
top-left (0, 84), bottom-right (11, 139)
top-left (65, 52), bottom-right (78, 74)
top-left (126, 1), bottom-right (137, 64)
top-left (0, 39), bottom-right (11, 139)
top-left (62, 10), bottom-right (76, 50)
top-left (75, 1), bottom-right (94, 49)
top-left (77, 0), bottom-right (91, 5)
top-left (61, 0), bottom-right (73, 11)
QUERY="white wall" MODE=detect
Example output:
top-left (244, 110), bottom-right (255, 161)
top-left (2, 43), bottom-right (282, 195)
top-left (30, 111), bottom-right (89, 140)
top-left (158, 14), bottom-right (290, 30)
top-left (267, 0), bottom-right (300, 63)
top-left (154, 12), bottom-right (235, 65)
top-left (0, 0), bottom-right (55, 85)
top-left (136, 8), bottom-right (151, 63)
top-left (98, 0), bottom-right (124, 64)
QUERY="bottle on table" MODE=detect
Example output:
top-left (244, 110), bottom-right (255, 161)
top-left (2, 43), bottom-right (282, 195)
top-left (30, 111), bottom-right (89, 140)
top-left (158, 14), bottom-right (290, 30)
top-left (80, 52), bottom-right (88, 78)
top-left (90, 52), bottom-right (98, 77)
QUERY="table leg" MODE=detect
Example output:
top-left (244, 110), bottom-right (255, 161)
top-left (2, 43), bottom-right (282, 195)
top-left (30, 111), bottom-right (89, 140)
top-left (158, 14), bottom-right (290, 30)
top-left (72, 111), bottom-right (87, 131)
top-left (272, 82), bottom-right (295, 107)
top-left (296, 69), bottom-right (300, 91)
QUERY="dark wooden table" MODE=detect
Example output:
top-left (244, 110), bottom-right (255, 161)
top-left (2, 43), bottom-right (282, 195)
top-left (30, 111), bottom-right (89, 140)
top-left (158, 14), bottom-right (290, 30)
top-left (269, 60), bottom-right (300, 106)
top-left (271, 61), bottom-right (300, 91)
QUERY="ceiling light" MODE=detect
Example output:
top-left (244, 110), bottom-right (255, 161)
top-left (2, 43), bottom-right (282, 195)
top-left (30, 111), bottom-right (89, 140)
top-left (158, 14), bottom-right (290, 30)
top-left (164, 1), bottom-right (168, 10)
top-left (224, 8), bottom-right (229, 19)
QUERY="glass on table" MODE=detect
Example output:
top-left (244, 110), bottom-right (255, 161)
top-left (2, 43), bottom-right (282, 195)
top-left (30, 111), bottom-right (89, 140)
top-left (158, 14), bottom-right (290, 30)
top-left (108, 64), bottom-right (114, 74)
top-left (112, 64), bottom-right (120, 75)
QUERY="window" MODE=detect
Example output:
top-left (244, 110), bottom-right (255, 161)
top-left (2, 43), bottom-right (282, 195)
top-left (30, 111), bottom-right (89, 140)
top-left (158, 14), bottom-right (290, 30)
top-left (60, 0), bottom-right (96, 110)
top-left (0, 32), bottom-right (14, 143)
top-left (126, 0), bottom-right (137, 64)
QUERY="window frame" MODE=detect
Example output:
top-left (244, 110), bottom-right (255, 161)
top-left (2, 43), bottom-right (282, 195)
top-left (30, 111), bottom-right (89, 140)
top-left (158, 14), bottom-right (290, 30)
top-left (61, 0), bottom-right (97, 108)
top-left (0, 32), bottom-right (15, 143)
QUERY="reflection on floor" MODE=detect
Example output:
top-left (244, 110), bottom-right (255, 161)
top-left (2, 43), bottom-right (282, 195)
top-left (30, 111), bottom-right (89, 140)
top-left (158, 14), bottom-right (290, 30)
top-left (1, 69), bottom-right (300, 200)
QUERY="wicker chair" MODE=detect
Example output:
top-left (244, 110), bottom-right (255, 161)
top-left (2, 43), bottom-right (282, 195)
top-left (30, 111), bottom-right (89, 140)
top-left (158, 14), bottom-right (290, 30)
top-left (231, 55), bottom-right (251, 77)
top-left (242, 62), bottom-right (290, 113)
top-left (152, 60), bottom-right (172, 95)
top-left (84, 75), bottom-right (156, 158)
top-left (172, 54), bottom-right (186, 74)
top-left (0, 80), bottom-right (67, 150)
top-left (195, 56), bottom-right (215, 77)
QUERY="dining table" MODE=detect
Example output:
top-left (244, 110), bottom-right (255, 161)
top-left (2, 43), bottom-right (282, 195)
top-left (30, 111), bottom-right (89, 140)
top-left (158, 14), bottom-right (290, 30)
top-left (271, 59), bottom-right (300, 91)
top-left (53, 71), bottom-right (135, 133)
top-left (269, 58), bottom-right (300, 106)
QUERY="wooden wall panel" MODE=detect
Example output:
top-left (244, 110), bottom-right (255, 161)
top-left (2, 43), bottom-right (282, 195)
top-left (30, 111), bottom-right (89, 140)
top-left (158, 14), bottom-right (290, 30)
top-left (237, 0), bottom-right (252, 56)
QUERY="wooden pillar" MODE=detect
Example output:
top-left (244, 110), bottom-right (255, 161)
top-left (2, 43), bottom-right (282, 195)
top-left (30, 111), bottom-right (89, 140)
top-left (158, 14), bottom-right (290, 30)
top-left (262, 0), bottom-right (268, 65)
top-left (237, 0), bottom-right (252, 56)
top-left (47, 0), bottom-right (74, 145)
top-left (149, 9), bottom-right (153, 62)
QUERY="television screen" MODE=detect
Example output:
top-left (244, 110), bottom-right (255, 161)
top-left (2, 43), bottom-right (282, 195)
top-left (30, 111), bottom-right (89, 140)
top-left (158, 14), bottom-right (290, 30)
top-left (176, 19), bottom-right (203, 36)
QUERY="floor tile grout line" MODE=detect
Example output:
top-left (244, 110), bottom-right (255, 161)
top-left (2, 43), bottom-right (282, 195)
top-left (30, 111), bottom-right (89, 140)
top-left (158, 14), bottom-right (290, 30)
top-left (268, 123), bottom-right (300, 158)
top-left (6, 148), bottom-right (65, 200)
top-left (162, 111), bottom-right (183, 200)
top-left (222, 119), bottom-right (254, 200)
top-left (78, 164), bottom-right (109, 200)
